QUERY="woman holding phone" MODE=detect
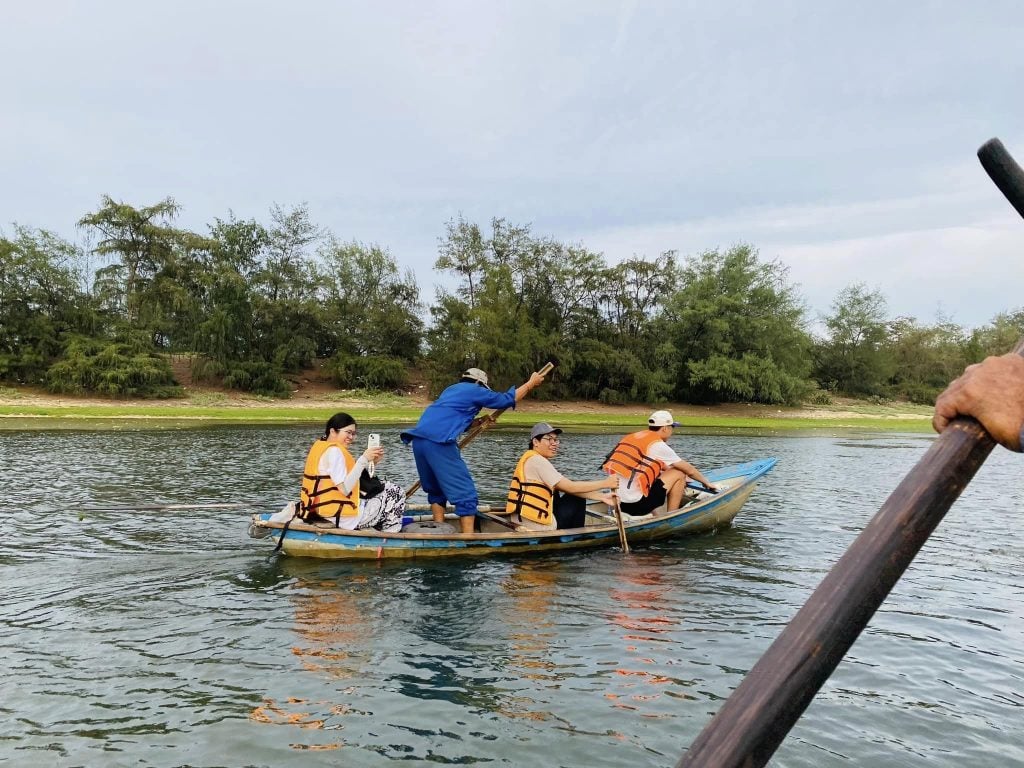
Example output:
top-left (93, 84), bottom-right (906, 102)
top-left (289, 412), bottom-right (406, 532)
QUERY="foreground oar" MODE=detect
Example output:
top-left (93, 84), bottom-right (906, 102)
top-left (405, 362), bottom-right (555, 498)
top-left (677, 136), bottom-right (1024, 768)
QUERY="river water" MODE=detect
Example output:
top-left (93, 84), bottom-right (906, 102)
top-left (1, 423), bottom-right (1022, 767)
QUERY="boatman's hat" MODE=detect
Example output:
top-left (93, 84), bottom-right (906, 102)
top-left (648, 410), bottom-right (682, 427)
top-left (462, 367), bottom-right (490, 388)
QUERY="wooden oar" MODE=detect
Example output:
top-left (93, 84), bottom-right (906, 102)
top-left (77, 500), bottom-right (280, 513)
top-left (677, 136), bottom-right (1024, 768)
top-left (406, 503), bottom-right (505, 513)
top-left (405, 362), bottom-right (555, 498)
top-left (611, 495), bottom-right (630, 553)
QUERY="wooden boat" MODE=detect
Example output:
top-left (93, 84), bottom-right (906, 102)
top-left (248, 458), bottom-right (776, 560)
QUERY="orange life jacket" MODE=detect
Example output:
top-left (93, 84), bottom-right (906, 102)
top-left (299, 439), bottom-right (360, 525)
top-left (506, 449), bottom-right (555, 526)
top-left (601, 430), bottom-right (664, 495)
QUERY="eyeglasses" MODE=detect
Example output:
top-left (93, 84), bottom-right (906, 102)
top-left (541, 435), bottom-right (560, 444)
top-left (339, 428), bottom-right (357, 437)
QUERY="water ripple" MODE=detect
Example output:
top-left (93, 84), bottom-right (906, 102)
top-left (1, 426), bottom-right (1022, 766)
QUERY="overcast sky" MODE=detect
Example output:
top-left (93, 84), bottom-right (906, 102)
top-left (3, 1), bottom-right (1023, 330)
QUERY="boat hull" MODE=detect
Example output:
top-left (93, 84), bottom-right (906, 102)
top-left (249, 458), bottom-right (776, 560)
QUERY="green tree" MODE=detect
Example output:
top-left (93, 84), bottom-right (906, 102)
top-left (887, 315), bottom-right (968, 404)
top-left (966, 309), bottom-right (1024, 361)
top-left (0, 226), bottom-right (94, 384)
top-left (77, 197), bottom-right (183, 325)
top-left (428, 217), bottom-right (556, 392)
top-left (666, 245), bottom-right (812, 404)
top-left (192, 216), bottom-right (269, 368)
top-left (254, 203), bottom-right (322, 302)
top-left (602, 253), bottom-right (678, 341)
top-left (813, 283), bottom-right (894, 396)
top-left (435, 215), bottom-right (488, 311)
top-left (317, 239), bottom-right (422, 360)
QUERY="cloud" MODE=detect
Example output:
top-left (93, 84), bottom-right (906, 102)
top-left (567, 184), bottom-right (1024, 330)
top-left (2, 1), bottom-right (1023, 337)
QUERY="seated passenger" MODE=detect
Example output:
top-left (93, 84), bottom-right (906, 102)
top-left (506, 423), bottom-right (619, 530)
top-left (603, 410), bottom-right (718, 516)
top-left (295, 412), bottom-right (405, 532)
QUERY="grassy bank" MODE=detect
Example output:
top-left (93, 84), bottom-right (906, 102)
top-left (0, 389), bottom-right (935, 433)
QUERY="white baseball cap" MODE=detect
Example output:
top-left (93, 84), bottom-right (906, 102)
top-left (648, 410), bottom-right (681, 427)
top-left (462, 367), bottom-right (490, 388)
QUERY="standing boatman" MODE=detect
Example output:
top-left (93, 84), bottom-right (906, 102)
top-left (401, 367), bottom-right (547, 534)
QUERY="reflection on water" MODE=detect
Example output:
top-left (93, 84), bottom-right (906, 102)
top-left (1, 425), bottom-right (1022, 766)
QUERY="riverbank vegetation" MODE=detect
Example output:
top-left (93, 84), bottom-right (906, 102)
top-left (2, 197), bottom-right (1018, 407)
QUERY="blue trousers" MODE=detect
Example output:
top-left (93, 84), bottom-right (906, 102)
top-left (410, 439), bottom-right (479, 517)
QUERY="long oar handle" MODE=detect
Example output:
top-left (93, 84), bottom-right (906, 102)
top-left (405, 362), bottom-right (555, 498)
top-left (455, 361), bottom-right (556, 446)
top-left (676, 420), bottom-right (999, 767)
top-left (978, 137), bottom-right (1024, 218)
top-left (678, 137), bottom-right (1024, 768)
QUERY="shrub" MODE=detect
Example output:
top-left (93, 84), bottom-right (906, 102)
top-left (190, 356), bottom-right (226, 384)
top-left (804, 385), bottom-right (833, 405)
top-left (329, 354), bottom-right (409, 391)
top-left (45, 337), bottom-right (182, 398)
top-left (598, 388), bottom-right (628, 405)
top-left (901, 384), bottom-right (941, 406)
top-left (222, 361), bottom-right (291, 398)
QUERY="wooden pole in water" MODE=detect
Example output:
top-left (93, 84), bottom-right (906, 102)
top-left (611, 495), bottom-right (630, 554)
top-left (677, 137), bottom-right (1024, 768)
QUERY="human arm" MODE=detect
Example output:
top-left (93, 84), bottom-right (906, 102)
top-left (324, 446), bottom-right (383, 494)
top-left (933, 353), bottom-right (1024, 451)
top-left (670, 459), bottom-right (718, 491)
top-left (525, 455), bottom-right (616, 500)
top-left (514, 370), bottom-right (547, 402)
top-left (650, 441), bottom-right (718, 491)
top-left (555, 475), bottom-right (620, 498)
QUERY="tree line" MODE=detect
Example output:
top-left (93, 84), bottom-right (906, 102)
top-left (1, 197), bottom-right (1019, 405)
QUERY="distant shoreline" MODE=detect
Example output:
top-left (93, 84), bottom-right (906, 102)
top-left (0, 388), bottom-right (935, 433)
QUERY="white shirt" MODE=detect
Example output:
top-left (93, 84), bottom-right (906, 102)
top-left (616, 439), bottom-right (681, 503)
top-left (319, 445), bottom-right (368, 531)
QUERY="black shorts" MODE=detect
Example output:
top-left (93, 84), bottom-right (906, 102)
top-left (553, 492), bottom-right (587, 529)
top-left (619, 478), bottom-right (666, 516)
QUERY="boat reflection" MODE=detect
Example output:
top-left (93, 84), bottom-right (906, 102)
top-left (248, 570), bottom-right (377, 750)
top-left (492, 561), bottom-right (571, 725)
top-left (603, 554), bottom-right (698, 717)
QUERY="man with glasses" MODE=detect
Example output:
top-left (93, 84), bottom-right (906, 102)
top-left (506, 422), bottom-right (619, 530)
top-left (603, 410), bottom-right (718, 517)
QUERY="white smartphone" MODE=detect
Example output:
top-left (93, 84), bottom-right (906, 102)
top-left (366, 433), bottom-right (381, 477)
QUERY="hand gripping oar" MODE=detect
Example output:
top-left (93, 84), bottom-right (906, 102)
top-left (677, 137), bottom-right (1024, 768)
top-left (405, 362), bottom-right (555, 498)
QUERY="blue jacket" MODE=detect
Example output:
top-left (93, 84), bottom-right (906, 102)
top-left (401, 382), bottom-right (517, 445)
